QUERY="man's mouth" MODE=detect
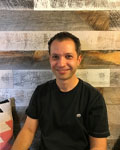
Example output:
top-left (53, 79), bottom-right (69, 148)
top-left (56, 69), bottom-right (69, 74)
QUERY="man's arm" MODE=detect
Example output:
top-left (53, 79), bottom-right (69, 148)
top-left (89, 136), bottom-right (107, 150)
top-left (11, 116), bottom-right (39, 150)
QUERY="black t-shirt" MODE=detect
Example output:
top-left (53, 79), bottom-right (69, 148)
top-left (26, 79), bottom-right (110, 150)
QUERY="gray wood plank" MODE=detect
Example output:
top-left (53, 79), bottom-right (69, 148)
top-left (0, 0), bottom-right (33, 10)
top-left (110, 69), bottom-right (120, 87)
top-left (0, 70), bottom-right (13, 88)
top-left (0, 11), bottom-right (92, 31)
top-left (1, 31), bottom-right (120, 51)
top-left (13, 70), bottom-right (54, 89)
top-left (34, 0), bottom-right (120, 10)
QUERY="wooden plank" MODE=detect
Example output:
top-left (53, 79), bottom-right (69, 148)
top-left (34, 0), bottom-right (120, 10)
top-left (0, 70), bottom-right (13, 88)
top-left (110, 69), bottom-right (120, 87)
top-left (1, 31), bottom-right (120, 51)
top-left (0, 0), bottom-right (33, 10)
top-left (110, 10), bottom-right (120, 30)
top-left (0, 50), bottom-right (120, 69)
top-left (0, 51), bottom-right (50, 69)
top-left (0, 11), bottom-right (92, 31)
top-left (80, 50), bottom-right (120, 69)
top-left (103, 88), bottom-right (120, 104)
top-left (13, 70), bottom-right (54, 89)
top-left (77, 11), bottom-right (109, 31)
top-left (76, 69), bottom-right (110, 87)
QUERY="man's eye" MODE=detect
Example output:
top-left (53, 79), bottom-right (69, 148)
top-left (52, 55), bottom-right (59, 59)
top-left (65, 55), bottom-right (73, 59)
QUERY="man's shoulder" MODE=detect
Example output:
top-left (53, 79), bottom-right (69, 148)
top-left (79, 79), bottom-right (101, 96)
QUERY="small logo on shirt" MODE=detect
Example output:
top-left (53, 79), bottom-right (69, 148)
top-left (76, 113), bottom-right (81, 118)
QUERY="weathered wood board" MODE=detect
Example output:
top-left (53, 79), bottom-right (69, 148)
top-left (110, 69), bottom-right (120, 87)
top-left (0, 0), bottom-right (33, 10)
top-left (76, 69), bottom-right (110, 87)
top-left (103, 88), bottom-right (120, 104)
top-left (0, 70), bottom-right (13, 88)
top-left (1, 10), bottom-right (120, 31)
top-left (0, 69), bottom-right (119, 89)
top-left (0, 51), bottom-right (120, 70)
top-left (0, 11), bottom-right (93, 31)
top-left (13, 70), bottom-right (54, 89)
top-left (34, 0), bottom-right (120, 10)
top-left (1, 31), bottom-right (120, 51)
top-left (110, 10), bottom-right (120, 30)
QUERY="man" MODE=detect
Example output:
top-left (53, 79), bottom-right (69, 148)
top-left (12, 32), bottom-right (110, 150)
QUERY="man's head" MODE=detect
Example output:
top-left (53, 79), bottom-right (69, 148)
top-left (48, 32), bottom-right (81, 56)
top-left (48, 32), bottom-right (82, 82)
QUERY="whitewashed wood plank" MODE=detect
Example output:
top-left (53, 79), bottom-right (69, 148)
top-left (0, 70), bottom-right (13, 88)
top-left (1, 31), bottom-right (120, 51)
top-left (76, 69), bottom-right (110, 87)
top-left (34, 0), bottom-right (120, 10)
top-left (0, 0), bottom-right (33, 10)
top-left (13, 70), bottom-right (54, 89)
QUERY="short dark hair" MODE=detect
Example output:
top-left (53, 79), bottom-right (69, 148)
top-left (48, 32), bottom-right (81, 56)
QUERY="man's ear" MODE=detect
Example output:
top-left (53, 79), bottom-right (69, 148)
top-left (77, 55), bottom-right (82, 66)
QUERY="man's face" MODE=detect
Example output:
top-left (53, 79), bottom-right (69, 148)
top-left (49, 39), bottom-right (81, 82)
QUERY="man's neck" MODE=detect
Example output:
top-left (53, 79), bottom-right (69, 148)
top-left (56, 77), bottom-right (79, 92)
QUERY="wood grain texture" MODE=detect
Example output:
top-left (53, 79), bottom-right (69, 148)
top-left (0, 11), bottom-right (93, 31)
top-left (0, 70), bottom-right (13, 88)
top-left (110, 10), bottom-right (120, 30)
top-left (110, 69), bottom-right (120, 87)
top-left (13, 70), bottom-right (54, 89)
top-left (80, 51), bottom-right (120, 69)
top-left (76, 69), bottom-right (110, 87)
top-left (0, 51), bottom-right (50, 69)
top-left (1, 31), bottom-right (120, 51)
top-left (1, 50), bottom-right (120, 70)
top-left (0, 0), bottom-right (33, 10)
top-left (103, 88), bottom-right (120, 104)
top-left (77, 11), bottom-right (109, 30)
top-left (34, 0), bottom-right (120, 10)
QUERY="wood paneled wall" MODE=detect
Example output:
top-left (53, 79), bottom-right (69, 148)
top-left (0, 0), bottom-right (120, 150)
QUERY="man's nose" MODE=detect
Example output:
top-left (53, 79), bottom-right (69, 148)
top-left (58, 57), bottom-right (66, 67)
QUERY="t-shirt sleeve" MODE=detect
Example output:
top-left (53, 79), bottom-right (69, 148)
top-left (87, 92), bottom-right (110, 138)
top-left (26, 86), bottom-right (40, 119)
